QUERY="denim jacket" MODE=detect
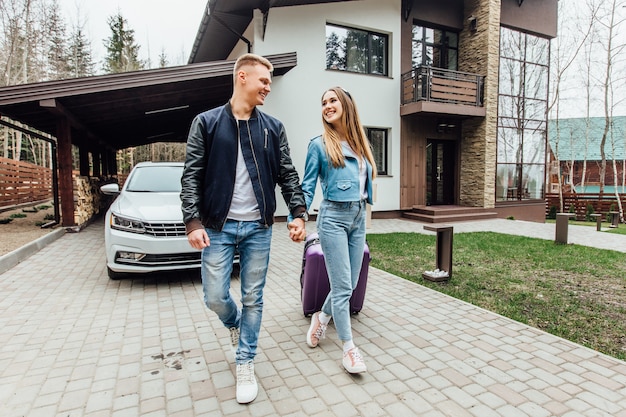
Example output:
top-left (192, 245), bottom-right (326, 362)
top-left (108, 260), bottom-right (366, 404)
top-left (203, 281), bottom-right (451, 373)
top-left (300, 135), bottom-right (374, 214)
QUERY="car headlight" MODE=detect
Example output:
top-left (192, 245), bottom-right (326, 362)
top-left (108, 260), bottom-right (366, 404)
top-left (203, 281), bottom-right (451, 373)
top-left (110, 212), bottom-right (146, 234)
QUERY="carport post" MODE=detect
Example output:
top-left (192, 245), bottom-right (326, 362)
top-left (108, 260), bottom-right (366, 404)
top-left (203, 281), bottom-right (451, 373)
top-left (56, 117), bottom-right (76, 227)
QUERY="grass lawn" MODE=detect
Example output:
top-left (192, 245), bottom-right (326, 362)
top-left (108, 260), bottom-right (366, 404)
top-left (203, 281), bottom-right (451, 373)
top-left (366, 231), bottom-right (626, 361)
top-left (545, 218), bottom-right (626, 235)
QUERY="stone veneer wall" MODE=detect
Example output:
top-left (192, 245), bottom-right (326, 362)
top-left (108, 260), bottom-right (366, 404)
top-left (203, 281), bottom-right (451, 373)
top-left (458, 0), bottom-right (501, 208)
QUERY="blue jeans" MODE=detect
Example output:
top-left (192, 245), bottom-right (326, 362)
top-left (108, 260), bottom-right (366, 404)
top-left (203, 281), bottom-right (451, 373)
top-left (201, 220), bottom-right (272, 364)
top-left (317, 199), bottom-right (367, 342)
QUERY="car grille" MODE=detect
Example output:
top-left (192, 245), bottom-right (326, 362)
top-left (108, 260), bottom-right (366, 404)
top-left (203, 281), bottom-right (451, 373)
top-left (143, 222), bottom-right (187, 237)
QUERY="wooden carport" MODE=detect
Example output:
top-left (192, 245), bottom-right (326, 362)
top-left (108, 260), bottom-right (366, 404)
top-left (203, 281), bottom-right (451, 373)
top-left (0, 52), bottom-right (297, 227)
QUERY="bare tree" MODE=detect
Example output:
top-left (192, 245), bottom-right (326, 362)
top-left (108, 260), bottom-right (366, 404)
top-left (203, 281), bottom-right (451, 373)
top-left (1, 0), bottom-right (31, 86)
top-left (608, 91), bottom-right (625, 220)
top-left (158, 48), bottom-right (168, 68)
top-left (578, 25), bottom-right (598, 191)
top-left (548, 0), bottom-right (597, 211)
top-left (594, 0), bottom-right (626, 197)
top-left (0, 0), bottom-right (94, 164)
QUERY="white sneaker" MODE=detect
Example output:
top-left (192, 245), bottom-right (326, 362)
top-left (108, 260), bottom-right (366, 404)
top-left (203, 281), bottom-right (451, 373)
top-left (230, 327), bottom-right (240, 355)
top-left (236, 361), bottom-right (258, 404)
top-left (342, 347), bottom-right (367, 374)
top-left (306, 312), bottom-right (327, 348)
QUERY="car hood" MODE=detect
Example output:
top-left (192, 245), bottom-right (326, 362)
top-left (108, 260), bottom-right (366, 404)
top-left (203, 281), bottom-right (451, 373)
top-left (111, 192), bottom-right (183, 222)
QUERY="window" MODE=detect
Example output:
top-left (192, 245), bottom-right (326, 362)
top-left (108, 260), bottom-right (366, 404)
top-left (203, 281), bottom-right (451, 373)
top-left (412, 24), bottom-right (458, 70)
top-left (326, 24), bottom-right (388, 76)
top-left (366, 127), bottom-right (388, 175)
top-left (496, 27), bottom-right (550, 202)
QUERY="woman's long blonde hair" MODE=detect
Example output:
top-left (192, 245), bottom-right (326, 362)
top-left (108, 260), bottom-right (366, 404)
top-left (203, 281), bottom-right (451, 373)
top-left (321, 87), bottom-right (377, 179)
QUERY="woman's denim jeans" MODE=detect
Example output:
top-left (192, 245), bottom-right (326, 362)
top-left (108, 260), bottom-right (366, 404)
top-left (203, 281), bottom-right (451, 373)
top-left (317, 199), bottom-right (367, 342)
top-left (202, 220), bottom-right (272, 364)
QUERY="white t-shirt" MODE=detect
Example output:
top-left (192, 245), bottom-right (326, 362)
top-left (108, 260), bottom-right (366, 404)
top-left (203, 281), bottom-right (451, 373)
top-left (227, 139), bottom-right (261, 221)
top-left (341, 141), bottom-right (368, 201)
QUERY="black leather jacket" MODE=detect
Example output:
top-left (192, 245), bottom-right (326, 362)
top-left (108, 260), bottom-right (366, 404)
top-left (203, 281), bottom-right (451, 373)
top-left (181, 102), bottom-right (306, 233)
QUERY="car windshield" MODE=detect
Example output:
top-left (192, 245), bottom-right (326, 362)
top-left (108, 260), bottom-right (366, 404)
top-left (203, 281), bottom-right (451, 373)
top-left (125, 165), bottom-right (183, 192)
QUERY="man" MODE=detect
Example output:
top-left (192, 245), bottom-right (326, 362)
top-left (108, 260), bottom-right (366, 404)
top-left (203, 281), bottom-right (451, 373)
top-left (181, 53), bottom-right (307, 404)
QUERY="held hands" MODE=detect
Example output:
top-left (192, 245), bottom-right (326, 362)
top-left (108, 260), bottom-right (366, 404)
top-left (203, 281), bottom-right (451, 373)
top-left (187, 228), bottom-right (210, 250)
top-left (288, 218), bottom-right (306, 243)
top-left (188, 221), bottom-right (304, 246)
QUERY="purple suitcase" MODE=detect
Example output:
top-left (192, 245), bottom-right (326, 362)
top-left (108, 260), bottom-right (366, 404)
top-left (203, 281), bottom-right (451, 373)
top-left (300, 232), bottom-right (370, 316)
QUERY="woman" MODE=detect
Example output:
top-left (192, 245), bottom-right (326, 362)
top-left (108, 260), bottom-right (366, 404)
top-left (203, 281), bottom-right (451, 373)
top-left (301, 87), bottom-right (377, 373)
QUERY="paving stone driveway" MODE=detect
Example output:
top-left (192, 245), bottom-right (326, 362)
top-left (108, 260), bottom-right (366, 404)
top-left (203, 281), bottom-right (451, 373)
top-left (1, 218), bottom-right (625, 416)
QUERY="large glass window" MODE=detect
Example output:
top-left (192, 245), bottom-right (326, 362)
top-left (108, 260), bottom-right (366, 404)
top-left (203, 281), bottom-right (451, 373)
top-left (366, 127), bottom-right (388, 176)
top-left (412, 24), bottom-right (458, 70)
top-left (326, 24), bottom-right (388, 76)
top-left (496, 27), bottom-right (550, 202)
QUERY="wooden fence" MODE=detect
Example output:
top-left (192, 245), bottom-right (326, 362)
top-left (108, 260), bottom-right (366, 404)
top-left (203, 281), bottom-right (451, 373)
top-left (0, 157), bottom-right (53, 208)
top-left (545, 192), bottom-right (626, 220)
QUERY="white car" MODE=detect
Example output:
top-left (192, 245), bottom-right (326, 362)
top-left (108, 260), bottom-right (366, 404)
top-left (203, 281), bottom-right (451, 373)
top-left (101, 161), bottom-right (200, 279)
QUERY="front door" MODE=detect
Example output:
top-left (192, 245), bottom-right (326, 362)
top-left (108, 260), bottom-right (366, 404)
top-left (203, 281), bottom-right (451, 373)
top-left (426, 140), bottom-right (455, 205)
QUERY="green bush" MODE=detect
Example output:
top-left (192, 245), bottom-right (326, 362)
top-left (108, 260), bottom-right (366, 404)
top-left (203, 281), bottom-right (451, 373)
top-left (547, 205), bottom-right (557, 219)
top-left (0, 218), bottom-right (13, 224)
top-left (9, 213), bottom-right (27, 219)
top-left (607, 203), bottom-right (617, 221)
top-left (585, 204), bottom-right (595, 222)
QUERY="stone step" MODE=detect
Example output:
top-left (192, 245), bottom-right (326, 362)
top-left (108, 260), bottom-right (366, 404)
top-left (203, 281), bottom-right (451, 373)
top-left (403, 206), bottom-right (498, 223)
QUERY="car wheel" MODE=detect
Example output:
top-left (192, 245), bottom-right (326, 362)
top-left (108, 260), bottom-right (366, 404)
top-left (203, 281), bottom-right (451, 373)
top-left (107, 267), bottom-right (125, 280)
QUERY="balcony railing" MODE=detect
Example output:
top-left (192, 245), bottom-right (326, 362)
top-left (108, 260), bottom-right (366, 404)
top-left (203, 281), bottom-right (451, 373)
top-left (402, 66), bottom-right (485, 107)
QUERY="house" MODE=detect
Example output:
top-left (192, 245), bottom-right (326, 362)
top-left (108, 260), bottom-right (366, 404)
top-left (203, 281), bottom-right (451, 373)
top-left (547, 117), bottom-right (626, 194)
top-left (0, 0), bottom-right (558, 227)
top-left (189, 0), bottom-right (557, 222)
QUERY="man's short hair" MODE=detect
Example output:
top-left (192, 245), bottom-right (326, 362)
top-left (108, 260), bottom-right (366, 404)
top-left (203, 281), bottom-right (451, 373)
top-left (234, 53), bottom-right (273, 75)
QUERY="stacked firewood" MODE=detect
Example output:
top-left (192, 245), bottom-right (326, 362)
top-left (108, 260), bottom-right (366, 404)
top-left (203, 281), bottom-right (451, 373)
top-left (73, 175), bottom-right (102, 226)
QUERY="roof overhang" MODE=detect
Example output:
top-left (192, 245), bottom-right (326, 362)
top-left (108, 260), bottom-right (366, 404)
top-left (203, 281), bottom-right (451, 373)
top-left (0, 52), bottom-right (297, 150)
top-left (189, 0), bottom-right (356, 63)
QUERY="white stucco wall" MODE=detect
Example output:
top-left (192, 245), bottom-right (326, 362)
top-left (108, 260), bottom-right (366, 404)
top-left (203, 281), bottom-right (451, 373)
top-left (231, 0), bottom-right (401, 217)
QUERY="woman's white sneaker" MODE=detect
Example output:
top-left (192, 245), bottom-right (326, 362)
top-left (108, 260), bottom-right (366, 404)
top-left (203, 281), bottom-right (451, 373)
top-left (306, 312), bottom-right (327, 348)
top-left (342, 347), bottom-right (367, 374)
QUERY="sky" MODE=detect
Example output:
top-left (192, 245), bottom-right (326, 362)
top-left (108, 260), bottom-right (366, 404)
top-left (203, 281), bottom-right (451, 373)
top-left (53, 0), bottom-right (626, 117)
top-left (57, 0), bottom-right (209, 70)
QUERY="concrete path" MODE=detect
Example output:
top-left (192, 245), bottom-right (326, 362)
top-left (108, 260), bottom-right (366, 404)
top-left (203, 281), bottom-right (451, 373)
top-left (1, 217), bottom-right (625, 416)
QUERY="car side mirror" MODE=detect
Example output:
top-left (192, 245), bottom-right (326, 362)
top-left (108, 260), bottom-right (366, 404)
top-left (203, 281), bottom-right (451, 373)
top-left (101, 183), bottom-right (121, 195)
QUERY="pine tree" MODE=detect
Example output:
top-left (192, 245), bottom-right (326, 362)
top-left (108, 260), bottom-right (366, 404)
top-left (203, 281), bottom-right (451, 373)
top-left (103, 12), bottom-right (144, 74)
top-left (46, 0), bottom-right (70, 80)
top-left (67, 26), bottom-right (95, 78)
top-left (325, 31), bottom-right (344, 70)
